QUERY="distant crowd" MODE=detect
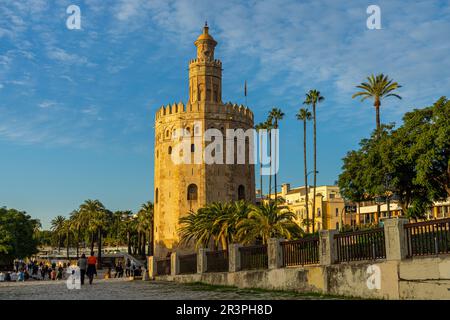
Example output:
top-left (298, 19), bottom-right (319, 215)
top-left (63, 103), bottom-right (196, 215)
top-left (0, 256), bottom-right (145, 284)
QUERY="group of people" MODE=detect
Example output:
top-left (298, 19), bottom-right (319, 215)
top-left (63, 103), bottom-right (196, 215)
top-left (0, 259), bottom-right (70, 282)
top-left (1, 255), bottom-right (145, 285)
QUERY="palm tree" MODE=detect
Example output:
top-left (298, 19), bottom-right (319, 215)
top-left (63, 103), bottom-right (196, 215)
top-left (236, 202), bottom-right (302, 245)
top-left (119, 211), bottom-right (134, 254)
top-left (69, 210), bottom-right (84, 258)
top-left (268, 108), bottom-right (285, 202)
top-left (255, 122), bottom-right (266, 200)
top-left (51, 215), bottom-right (66, 254)
top-left (352, 74), bottom-right (402, 132)
top-left (79, 199), bottom-right (107, 267)
top-left (62, 219), bottom-right (72, 260)
top-left (303, 89), bottom-right (324, 233)
top-left (179, 207), bottom-right (215, 250)
top-left (296, 108), bottom-right (312, 233)
top-left (137, 201), bottom-right (154, 257)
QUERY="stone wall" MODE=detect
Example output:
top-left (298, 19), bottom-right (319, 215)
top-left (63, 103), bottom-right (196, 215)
top-left (154, 256), bottom-right (450, 300)
top-left (150, 218), bottom-right (450, 299)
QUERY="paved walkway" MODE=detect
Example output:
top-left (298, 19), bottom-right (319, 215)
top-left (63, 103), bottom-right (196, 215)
top-left (0, 278), bottom-right (336, 300)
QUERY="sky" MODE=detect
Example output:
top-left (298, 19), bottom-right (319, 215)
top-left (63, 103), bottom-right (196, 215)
top-left (1, 0), bottom-right (450, 229)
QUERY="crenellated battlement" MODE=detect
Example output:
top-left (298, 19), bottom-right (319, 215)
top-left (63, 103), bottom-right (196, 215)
top-left (188, 58), bottom-right (222, 68)
top-left (155, 101), bottom-right (254, 123)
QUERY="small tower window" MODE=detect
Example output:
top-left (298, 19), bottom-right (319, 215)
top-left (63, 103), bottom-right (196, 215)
top-left (238, 185), bottom-right (245, 201)
top-left (187, 184), bottom-right (198, 201)
top-left (168, 146), bottom-right (172, 154)
top-left (155, 188), bottom-right (159, 204)
top-left (191, 144), bottom-right (195, 152)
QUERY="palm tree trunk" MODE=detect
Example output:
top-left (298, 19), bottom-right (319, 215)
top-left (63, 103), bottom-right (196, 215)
top-left (127, 232), bottom-right (131, 254)
top-left (312, 102), bottom-right (317, 234)
top-left (97, 228), bottom-right (102, 269)
top-left (268, 129), bottom-right (272, 201)
top-left (90, 231), bottom-right (95, 255)
top-left (303, 119), bottom-right (310, 233)
top-left (142, 232), bottom-right (146, 258)
top-left (375, 102), bottom-right (381, 132)
top-left (76, 227), bottom-right (80, 259)
top-left (58, 235), bottom-right (61, 254)
top-left (66, 231), bottom-right (70, 260)
top-left (259, 131), bottom-right (263, 200)
top-left (274, 122), bottom-right (278, 202)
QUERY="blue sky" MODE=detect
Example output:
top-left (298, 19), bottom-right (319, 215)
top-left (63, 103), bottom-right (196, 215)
top-left (1, 0), bottom-right (449, 229)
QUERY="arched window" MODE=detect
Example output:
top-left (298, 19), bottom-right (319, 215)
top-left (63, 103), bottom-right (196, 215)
top-left (155, 188), bottom-right (159, 204)
top-left (187, 184), bottom-right (198, 201)
top-left (168, 146), bottom-right (172, 154)
top-left (238, 185), bottom-right (245, 200)
top-left (191, 144), bottom-right (195, 152)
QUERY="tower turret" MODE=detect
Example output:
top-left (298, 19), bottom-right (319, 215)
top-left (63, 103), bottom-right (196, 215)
top-left (189, 23), bottom-right (222, 104)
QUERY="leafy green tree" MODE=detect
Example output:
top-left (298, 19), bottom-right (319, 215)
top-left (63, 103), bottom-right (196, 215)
top-left (352, 74), bottom-right (402, 132)
top-left (303, 89), bottom-right (324, 233)
top-left (296, 107), bottom-right (312, 232)
top-left (403, 97), bottom-right (450, 200)
top-left (0, 208), bottom-right (40, 266)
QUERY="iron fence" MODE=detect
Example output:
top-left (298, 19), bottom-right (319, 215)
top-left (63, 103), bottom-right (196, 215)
top-left (405, 218), bottom-right (450, 257)
top-left (179, 253), bottom-right (197, 274)
top-left (334, 228), bottom-right (386, 262)
top-left (206, 250), bottom-right (229, 272)
top-left (281, 237), bottom-right (319, 267)
top-left (156, 257), bottom-right (171, 275)
top-left (239, 245), bottom-right (268, 270)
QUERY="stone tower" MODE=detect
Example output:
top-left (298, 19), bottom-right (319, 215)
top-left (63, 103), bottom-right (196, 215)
top-left (153, 24), bottom-right (255, 258)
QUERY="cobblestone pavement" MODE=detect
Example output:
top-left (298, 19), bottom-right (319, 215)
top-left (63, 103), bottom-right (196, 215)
top-left (0, 278), bottom-right (337, 300)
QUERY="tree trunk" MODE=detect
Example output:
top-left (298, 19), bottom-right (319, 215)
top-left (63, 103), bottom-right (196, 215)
top-left (312, 102), bottom-right (317, 234)
top-left (141, 232), bottom-right (146, 258)
top-left (274, 121), bottom-right (278, 202)
top-left (97, 228), bottom-right (102, 269)
top-left (303, 119), bottom-right (310, 233)
top-left (58, 235), bottom-right (61, 254)
top-left (375, 100), bottom-right (381, 133)
top-left (268, 129), bottom-right (272, 201)
top-left (90, 231), bottom-right (95, 255)
top-left (127, 232), bottom-right (131, 254)
top-left (259, 133), bottom-right (263, 200)
top-left (66, 231), bottom-right (70, 260)
top-left (76, 227), bottom-right (80, 259)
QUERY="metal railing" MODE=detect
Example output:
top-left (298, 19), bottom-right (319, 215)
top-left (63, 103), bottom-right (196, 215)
top-left (179, 253), bottom-right (197, 274)
top-left (239, 245), bottom-right (268, 270)
top-left (281, 237), bottom-right (319, 267)
top-left (206, 250), bottom-right (229, 273)
top-left (335, 228), bottom-right (386, 262)
top-left (405, 218), bottom-right (450, 257)
top-left (156, 257), bottom-right (171, 275)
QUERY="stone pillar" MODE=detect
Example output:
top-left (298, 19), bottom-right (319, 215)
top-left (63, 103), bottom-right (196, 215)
top-left (384, 218), bottom-right (409, 260)
top-left (170, 252), bottom-right (180, 276)
top-left (268, 238), bottom-right (284, 269)
top-left (229, 243), bottom-right (242, 272)
top-left (148, 256), bottom-right (157, 278)
top-left (319, 230), bottom-right (338, 266)
top-left (197, 248), bottom-right (208, 274)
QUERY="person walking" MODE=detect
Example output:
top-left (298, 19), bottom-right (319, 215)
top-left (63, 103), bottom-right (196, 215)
top-left (77, 254), bottom-right (88, 285)
top-left (86, 253), bottom-right (97, 285)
